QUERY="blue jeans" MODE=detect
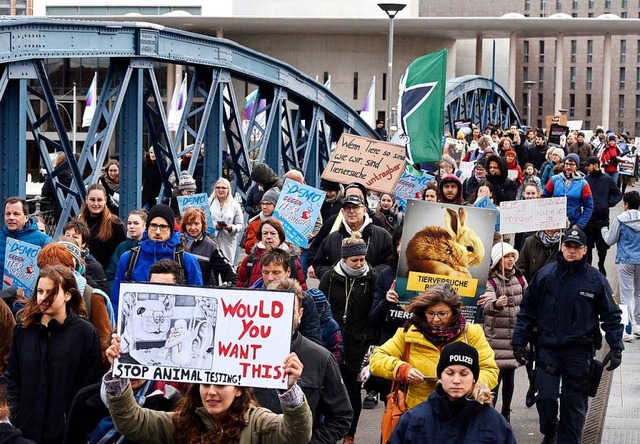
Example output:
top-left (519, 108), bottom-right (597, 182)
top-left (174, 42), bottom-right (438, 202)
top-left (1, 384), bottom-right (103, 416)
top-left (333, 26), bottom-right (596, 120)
top-left (299, 248), bottom-right (309, 278)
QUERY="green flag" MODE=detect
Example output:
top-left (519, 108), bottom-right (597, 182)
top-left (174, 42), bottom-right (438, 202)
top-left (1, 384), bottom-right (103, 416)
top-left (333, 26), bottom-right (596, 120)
top-left (397, 49), bottom-right (447, 164)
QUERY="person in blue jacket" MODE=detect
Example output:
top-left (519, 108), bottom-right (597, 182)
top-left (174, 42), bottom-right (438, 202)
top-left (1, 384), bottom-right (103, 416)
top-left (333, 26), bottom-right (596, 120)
top-left (389, 342), bottom-right (515, 444)
top-left (0, 196), bottom-right (51, 278)
top-left (111, 204), bottom-right (203, 313)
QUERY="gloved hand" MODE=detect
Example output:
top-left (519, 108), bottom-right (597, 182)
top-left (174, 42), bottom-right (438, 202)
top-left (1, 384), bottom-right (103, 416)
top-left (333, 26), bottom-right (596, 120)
top-left (602, 349), bottom-right (622, 371)
top-left (513, 345), bottom-right (529, 366)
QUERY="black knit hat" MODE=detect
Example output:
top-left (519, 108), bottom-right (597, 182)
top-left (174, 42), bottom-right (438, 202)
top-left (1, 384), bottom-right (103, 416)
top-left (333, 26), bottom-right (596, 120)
top-left (341, 232), bottom-right (367, 258)
top-left (147, 204), bottom-right (175, 229)
top-left (436, 342), bottom-right (480, 381)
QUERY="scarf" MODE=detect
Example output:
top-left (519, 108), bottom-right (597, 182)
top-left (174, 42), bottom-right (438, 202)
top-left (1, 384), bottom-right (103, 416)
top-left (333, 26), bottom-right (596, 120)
top-left (183, 231), bottom-right (205, 250)
top-left (341, 212), bottom-right (372, 236)
top-left (103, 175), bottom-right (119, 193)
top-left (411, 311), bottom-right (466, 347)
top-left (339, 259), bottom-right (369, 278)
top-left (536, 230), bottom-right (561, 247)
top-left (259, 211), bottom-right (270, 222)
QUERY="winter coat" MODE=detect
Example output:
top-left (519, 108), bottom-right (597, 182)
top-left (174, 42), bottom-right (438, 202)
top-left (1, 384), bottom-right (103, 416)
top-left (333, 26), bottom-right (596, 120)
top-left (209, 197), bottom-right (244, 263)
top-left (369, 265), bottom-right (405, 344)
top-left (585, 170), bottom-right (622, 228)
top-left (84, 253), bottom-right (110, 296)
top-left (98, 175), bottom-right (119, 214)
top-left (244, 184), bottom-right (265, 219)
top-left (515, 233), bottom-right (560, 283)
top-left (505, 158), bottom-right (523, 186)
top-left (253, 332), bottom-right (353, 444)
top-left (0, 217), bottom-right (52, 278)
top-left (307, 287), bottom-right (344, 365)
top-left (543, 172), bottom-right (594, 228)
top-left (0, 424), bottom-right (36, 444)
top-left (527, 143), bottom-right (549, 171)
top-left (0, 298), bottom-right (15, 373)
top-left (82, 213), bottom-right (126, 272)
top-left (600, 143), bottom-right (621, 174)
top-left (5, 314), bottom-right (103, 444)
top-left (375, 207), bottom-right (402, 234)
top-left (312, 216), bottom-right (392, 279)
top-left (41, 167), bottom-right (73, 219)
top-left (236, 243), bottom-right (307, 290)
top-left (482, 268), bottom-right (527, 370)
top-left (243, 214), bottom-right (263, 254)
top-left (369, 323), bottom-right (499, 409)
top-left (112, 231), bottom-right (203, 313)
top-left (389, 386), bottom-right (516, 444)
top-left (602, 209), bottom-right (640, 264)
top-left (513, 252), bottom-right (624, 350)
top-left (568, 141), bottom-right (593, 167)
top-left (142, 158), bottom-right (162, 208)
top-left (540, 160), bottom-right (559, 187)
top-left (320, 195), bottom-right (343, 224)
top-left (105, 238), bottom-right (139, 285)
top-left (106, 382), bottom-right (312, 444)
top-left (318, 263), bottom-right (378, 373)
top-left (185, 233), bottom-right (237, 285)
top-left (485, 157), bottom-right (518, 204)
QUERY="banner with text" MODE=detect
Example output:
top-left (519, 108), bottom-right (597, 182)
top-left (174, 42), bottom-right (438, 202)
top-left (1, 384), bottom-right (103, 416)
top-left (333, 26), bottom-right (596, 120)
top-left (394, 168), bottom-right (435, 209)
top-left (114, 283), bottom-right (294, 389)
top-left (3, 238), bottom-right (40, 295)
top-left (321, 134), bottom-right (406, 194)
top-left (395, 200), bottom-right (496, 323)
top-left (273, 178), bottom-right (325, 248)
top-left (177, 193), bottom-right (216, 234)
top-left (499, 197), bottom-right (567, 234)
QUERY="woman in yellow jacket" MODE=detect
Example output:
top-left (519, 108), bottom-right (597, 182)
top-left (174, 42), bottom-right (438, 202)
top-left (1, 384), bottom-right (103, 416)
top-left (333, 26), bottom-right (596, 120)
top-left (370, 283), bottom-right (499, 409)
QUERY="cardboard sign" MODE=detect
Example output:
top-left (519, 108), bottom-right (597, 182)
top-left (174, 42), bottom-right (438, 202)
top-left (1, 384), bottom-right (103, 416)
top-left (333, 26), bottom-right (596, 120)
top-left (499, 197), bottom-right (567, 234)
top-left (272, 178), bottom-right (325, 248)
top-left (2, 238), bottom-right (41, 295)
top-left (114, 283), bottom-right (294, 389)
top-left (545, 114), bottom-right (568, 135)
top-left (442, 138), bottom-right (466, 164)
top-left (321, 134), bottom-right (406, 194)
top-left (618, 154), bottom-right (637, 176)
top-left (177, 193), bottom-right (215, 234)
top-left (548, 124), bottom-right (569, 146)
top-left (396, 201), bottom-right (496, 323)
top-left (394, 169), bottom-right (434, 209)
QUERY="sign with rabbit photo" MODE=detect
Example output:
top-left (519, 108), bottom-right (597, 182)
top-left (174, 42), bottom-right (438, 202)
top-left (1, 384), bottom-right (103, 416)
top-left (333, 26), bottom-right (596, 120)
top-left (396, 201), bottom-right (496, 321)
top-left (113, 282), bottom-right (294, 389)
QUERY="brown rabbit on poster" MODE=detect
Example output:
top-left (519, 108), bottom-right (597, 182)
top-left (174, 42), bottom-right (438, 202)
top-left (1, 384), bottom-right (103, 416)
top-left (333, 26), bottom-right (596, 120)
top-left (405, 207), bottom-right (484, 278)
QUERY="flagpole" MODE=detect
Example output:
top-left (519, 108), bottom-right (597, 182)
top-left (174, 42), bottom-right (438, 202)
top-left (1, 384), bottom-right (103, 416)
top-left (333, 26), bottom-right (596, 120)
top-left (72, 82), bottom-right (77, 154)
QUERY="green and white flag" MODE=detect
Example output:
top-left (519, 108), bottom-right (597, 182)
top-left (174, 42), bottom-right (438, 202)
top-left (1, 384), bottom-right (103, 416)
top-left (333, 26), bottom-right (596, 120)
top-left (397, 49), bottom-right (447, 163)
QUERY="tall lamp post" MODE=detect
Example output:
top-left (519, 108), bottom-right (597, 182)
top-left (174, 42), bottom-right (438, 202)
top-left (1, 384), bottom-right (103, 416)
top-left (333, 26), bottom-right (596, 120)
top-left (523, 80), bottom-right (536, 127)
top-left (378, 3), bottom-right (406, 132)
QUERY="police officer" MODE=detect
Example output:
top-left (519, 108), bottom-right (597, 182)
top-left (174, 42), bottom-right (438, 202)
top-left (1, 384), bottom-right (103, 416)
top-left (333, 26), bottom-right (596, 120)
top-left (512, 227), bottom-right (623, 444)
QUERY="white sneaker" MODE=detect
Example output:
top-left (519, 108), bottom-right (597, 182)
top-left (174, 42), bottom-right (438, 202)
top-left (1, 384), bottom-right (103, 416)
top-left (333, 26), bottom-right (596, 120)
top-left (623, 333), bottom-right (635, 343)
top-left (633, 325), bottom-right (640, 337)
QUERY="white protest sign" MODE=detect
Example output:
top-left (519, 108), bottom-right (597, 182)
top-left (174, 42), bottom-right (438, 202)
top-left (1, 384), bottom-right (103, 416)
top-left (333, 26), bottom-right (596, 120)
top-left (458, 161), bottom-right (475, 180)
top-left (177, 193), bottom-right (216, 234)
top-left (321, 134), bottom-right (406, 194)
top-left (114, 283), bottom-right (294, 389)
top-left (499, 197), bottom-right (567, 234)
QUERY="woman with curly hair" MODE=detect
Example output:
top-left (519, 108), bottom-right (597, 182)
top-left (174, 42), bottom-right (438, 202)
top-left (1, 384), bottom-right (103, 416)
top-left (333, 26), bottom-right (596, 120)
top-left (79, 183), bottom-right (126, 271)
top-left (388, 342), bottom-right (515, 444)
top-left (4, 265), bottom-right (103, 444)
top-left (102, 335), bottom-right (312, 444)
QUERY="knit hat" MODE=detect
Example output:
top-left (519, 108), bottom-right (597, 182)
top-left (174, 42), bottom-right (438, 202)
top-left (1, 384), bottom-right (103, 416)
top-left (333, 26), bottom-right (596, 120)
top-left (147, 204), bottom-right (175, 229)
top-left (178, 171), bottom-right (197, 192)
top-left (565, 153), bottom-right (580, 165)
top-left (608, 134), bottom-right (617, 141)
top-left (261, 188), bottom-right (280, 206)
top-left (505, 150), bottom-right (516, 158)
top-left (341, 232), bottom-right (367, 258)
top-left (491, 242), bottom-right (519, 268)
top-left (551, 148), bottom-right (565, 160)
top-left (57, 241), bottom-right (83, 265)
top-left (585, 156), bottom-right (600, 166)
top-left (437, 342), bottom-right (480, 381)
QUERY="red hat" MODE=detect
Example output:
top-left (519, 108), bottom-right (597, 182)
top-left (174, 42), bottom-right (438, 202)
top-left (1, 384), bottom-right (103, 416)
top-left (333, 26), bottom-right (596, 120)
top-left (505, 150), bottom-right (517, 158)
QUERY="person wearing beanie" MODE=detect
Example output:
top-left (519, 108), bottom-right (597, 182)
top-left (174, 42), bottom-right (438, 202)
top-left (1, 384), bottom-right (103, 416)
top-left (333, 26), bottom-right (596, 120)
top-left (542, 151), bottom-right (594, 229)
top-left (249, 162), bottom-right (283, 192)
top-left (599, 132), bottom-right (622, 185)
top-left (462, 158), bottom-right (487, 200)
top-left (111, 204), bottom-right (203, 309)
top-left (504, 149), bottom-right (523, 186)
top-left (438, 174), bottom-right (464, 205)
top-left (389, 341), bottom-right (515, 444)
top-left (478, 242), bottom-right (528, 422)
top-left (242, 187), bottom-right (281, 254)
top-left (320, 179), bottom-right (344, 223)
top-left (168, 171), bottom-right (198, 218)
top-left (540, 148), bottom-right (565, 187)
top-left (318, 232), bottom-right (379, 443)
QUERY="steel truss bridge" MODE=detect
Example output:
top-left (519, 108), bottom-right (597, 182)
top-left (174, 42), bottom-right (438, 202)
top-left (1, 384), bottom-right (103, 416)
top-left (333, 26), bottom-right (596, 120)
top-left (0, 18), bottom-right (522, 236)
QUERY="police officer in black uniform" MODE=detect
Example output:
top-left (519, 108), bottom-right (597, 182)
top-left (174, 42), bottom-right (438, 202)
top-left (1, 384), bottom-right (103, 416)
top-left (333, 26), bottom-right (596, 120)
top-left (512, 227), bottom-right (623, 444)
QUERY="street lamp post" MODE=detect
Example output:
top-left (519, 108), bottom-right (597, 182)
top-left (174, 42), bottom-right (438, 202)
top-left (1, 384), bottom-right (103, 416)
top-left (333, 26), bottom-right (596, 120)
top-left (378, 3), bottom-right (406, 132)
top-left (523, 80), bottom-right (536, 127)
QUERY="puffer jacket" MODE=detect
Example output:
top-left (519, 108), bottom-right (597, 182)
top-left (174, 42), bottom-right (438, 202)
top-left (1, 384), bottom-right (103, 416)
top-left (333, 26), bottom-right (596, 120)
top-left (186, 233), bottom-right (237, 285)
top-left (482, 267), bottom-right (527, 370)
top-left (0, 217), bottom-right (52, 278)
top-left (369, 323), bottom-right (499, 409)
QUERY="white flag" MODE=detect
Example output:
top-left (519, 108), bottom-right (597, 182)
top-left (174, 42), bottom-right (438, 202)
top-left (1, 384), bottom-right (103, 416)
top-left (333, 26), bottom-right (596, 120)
top-left (359, 76), bottom-right (376, 129)
top-left (324, 74), bottom-right (332, 90)
top-left (168, 75), bottom-right (187, 132)
top-left (82, 72), bottom-right (97, 128)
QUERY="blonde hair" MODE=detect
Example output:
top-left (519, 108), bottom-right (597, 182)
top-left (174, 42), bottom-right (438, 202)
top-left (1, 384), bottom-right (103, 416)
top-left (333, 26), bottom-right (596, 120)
top-left (212, 178), bottom-right (233, 207)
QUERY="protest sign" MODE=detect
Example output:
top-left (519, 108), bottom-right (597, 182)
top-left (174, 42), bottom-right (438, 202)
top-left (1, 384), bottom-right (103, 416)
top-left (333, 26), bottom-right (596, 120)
top-left (394, 168), bottom-right (434, 209)
top-left (458, 161), bottom-right (475, 180)
top-left (177, 193), bottom-right (215, 234)
top-left (321, 134), bottom-right (406, 194)
top-left (395, 200), bottom-right (496, 323)
top-left (545, 114), bottom-right (568, 135)
top-left (618, 153), bottom-right (637, 176)
top-left (548, 124), bottom-right (569, 146)
top-left (3, 238), bottom-right (40, 295)
top-left (499, 197), bottom-right (567, 234)
top-left (272, 178), bottom-right (325, 248)
top-left (442, 138), bottom-right (466, 165)
top-left (114, 283), bottom-right (294, 389)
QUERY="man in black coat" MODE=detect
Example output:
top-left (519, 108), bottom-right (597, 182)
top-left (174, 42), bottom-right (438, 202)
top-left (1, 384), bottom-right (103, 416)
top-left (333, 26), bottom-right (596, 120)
top-left (584, 156), bottom-right (622, 276)
top-left (528, 132), bottom-right (549, 171)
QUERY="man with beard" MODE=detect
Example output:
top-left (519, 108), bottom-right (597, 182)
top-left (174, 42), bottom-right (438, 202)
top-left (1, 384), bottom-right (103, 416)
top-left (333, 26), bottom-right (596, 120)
top-left (568, 132), bottom-right (593, 173)
top-left (528, 132), bottom-right (549, 171)
top-left (437, 174), bottom-right (464, 205)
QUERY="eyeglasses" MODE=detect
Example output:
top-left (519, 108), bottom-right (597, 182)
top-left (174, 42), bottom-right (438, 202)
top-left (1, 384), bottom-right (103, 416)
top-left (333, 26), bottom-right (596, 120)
top-left (149, 223), bottom-right (171, 232)
top-left (425, 310), bottom-right (452, 319)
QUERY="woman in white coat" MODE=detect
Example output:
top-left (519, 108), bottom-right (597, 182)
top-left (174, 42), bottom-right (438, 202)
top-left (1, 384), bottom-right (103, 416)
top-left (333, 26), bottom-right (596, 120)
top-left (209, 177), bottom-right (244, 262)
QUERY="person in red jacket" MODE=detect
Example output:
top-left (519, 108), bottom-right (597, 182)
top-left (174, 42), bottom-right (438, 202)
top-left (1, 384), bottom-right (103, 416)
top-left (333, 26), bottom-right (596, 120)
top-left (600, 133), bottom-right (622, 186)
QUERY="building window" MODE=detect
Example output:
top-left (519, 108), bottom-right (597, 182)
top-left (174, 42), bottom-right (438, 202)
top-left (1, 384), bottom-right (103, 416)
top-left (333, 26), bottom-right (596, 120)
top-left (570, 40), bottom-right (577, 63)
top-left (571, 12), bottom-right (578, 16)
top-left (619, 95), bottom-right (625, 118)
top-left (539, 67), bottom-right (545, 87)
top-left (537, 119), bottom-right (543, 129)
top-left (569, 93), bottom-right (575, 116)
top-left (570, 67), bottom-right (576, 89)
top-left (587, 40), bottom-right (593, 63)
top-left (524, 40), bottom-right (530, 63)
top-left (588, 12), bottom-right (594, 17)
top-left (572, 0), bottom-right (578, 7)
top-left (524, 66), bottom-right (529, 81)
top-left (638, 40), bottom-right (640, 63)
top-left (636, 95), bottom-right (640, 118)
top-left (541, 0), bottom-right (547, 13)
top-left (637, 67), bottom-right (640, 89)
top-left (382, 73), bottom-right (387, 100)
top-left (584, 120), bottom-right (591, 130)
top-left (539, 40), bottom-right (545, 63)
top-left (524, 0), bottom-right (531, 10)
top-left (620, 67), bottom-right (626, 89)
top-left (538, 93), bottom-right (544, 115)
top-left (621, 40), bottom-right (627, 63)
top-left (556, 0), bottom-right (562, 9)
top-left (353, 72), bottom-right (358, 100)
top-left (587, 67), bottom-right (593, 89)
top-left (622, 0), bottom-right (628, 7)
top-left (621, 12), bottom-right (628, 18)
top-left (588, 0), bottom-right (594, 8)
top-left (604, 0), bottom-right (611, 8)
top-left (522, 93), bottom-right (528, 116)
top-left (586, 94), bottom-right (592, 116)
